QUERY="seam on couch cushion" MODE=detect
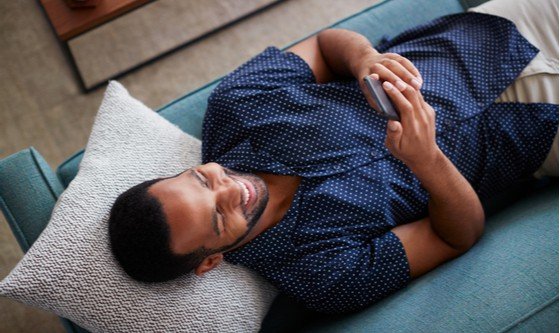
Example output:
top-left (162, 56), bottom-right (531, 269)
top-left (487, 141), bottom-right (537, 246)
top-left (30, 147), bottom-right (62, 200)
top-left (56, 148), bottom-right (85, 185)
top-left (498, 295), bottom-right (559, 332)
top-left (0, 147), bottom-right (63, 251)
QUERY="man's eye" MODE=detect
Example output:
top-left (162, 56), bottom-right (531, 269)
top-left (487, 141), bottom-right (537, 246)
top-left (218, 210), bottom-right (226, 231)
top-left (197, 171), bottom-right (210, 188)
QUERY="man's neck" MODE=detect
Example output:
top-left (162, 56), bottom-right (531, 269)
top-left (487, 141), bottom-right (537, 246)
top-left (233, 173), bottom-right (301, 249)
top-left (259, 173), bottom-right (301, 224)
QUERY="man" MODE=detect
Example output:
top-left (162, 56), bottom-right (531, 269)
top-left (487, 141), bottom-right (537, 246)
top-left (108, 0), bottom-right (558, 314)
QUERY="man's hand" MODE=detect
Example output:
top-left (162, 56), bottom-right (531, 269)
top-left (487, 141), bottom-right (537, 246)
top-left (381, 80), bottom-right (440, 171)
top-left (353, 50), bottom-right (423, 113)
top-left (381, 80), bottom-right (485, 252)
top-left (314, 29), bottom-right (422, 94)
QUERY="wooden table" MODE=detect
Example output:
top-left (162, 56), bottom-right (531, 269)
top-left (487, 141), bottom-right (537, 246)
top-left (39, 0), bottom-right (152, 41)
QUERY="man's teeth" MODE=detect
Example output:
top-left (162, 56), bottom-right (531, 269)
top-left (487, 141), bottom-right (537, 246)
top-left (235, 180), bottom-right (250, 206)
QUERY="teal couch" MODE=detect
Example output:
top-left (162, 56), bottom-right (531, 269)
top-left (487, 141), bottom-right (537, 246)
top-left (1, 0), bottom-right (557, 332)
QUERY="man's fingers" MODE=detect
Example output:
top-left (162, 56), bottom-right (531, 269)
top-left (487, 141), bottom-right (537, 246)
top-left (385, 120), bottom-right (402, 152)
top-left (372, 64), bottom-right (409, 91)
top-left (386, 53), bottom-right (423, 84)
top-left (378, 59), bottom-right (421, 90)
top-left (394, 84), bottom-right (435, 127)
top-left (400, 84), bottom-right (421, 107)
top-left (415, 90), bottom-right (434, 124)
top-left (399, 85), bottom-right (429, 124)
top-left (382, 81), bottom-right (415, 126)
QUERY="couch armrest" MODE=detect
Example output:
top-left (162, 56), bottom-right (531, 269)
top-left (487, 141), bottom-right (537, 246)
top-left (0, 147), bottom-right (64, 251)
top-left (0, 147), bottom-right (88, 333)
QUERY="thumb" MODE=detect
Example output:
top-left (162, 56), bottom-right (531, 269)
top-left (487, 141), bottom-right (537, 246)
top-left (386, 120), bottom-right (402, 148)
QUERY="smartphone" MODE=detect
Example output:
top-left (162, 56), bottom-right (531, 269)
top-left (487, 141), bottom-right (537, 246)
top-left (363, 76), bottom-right (400, 121)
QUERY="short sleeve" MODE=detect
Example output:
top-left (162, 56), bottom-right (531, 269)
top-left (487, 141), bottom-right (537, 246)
top-left (209, 46), bottom-right (316, 100)
top-left (268, 231), bottom-right (412, 314)
top-left (202, 47), bottom-right (316, 165)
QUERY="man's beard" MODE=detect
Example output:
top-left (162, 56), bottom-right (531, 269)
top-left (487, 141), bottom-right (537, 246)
top-left (213, 168), bottom-right (269, 254)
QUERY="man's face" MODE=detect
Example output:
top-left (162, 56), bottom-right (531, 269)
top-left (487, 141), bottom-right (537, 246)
top-left (148, 162), bottom-right (269, 256)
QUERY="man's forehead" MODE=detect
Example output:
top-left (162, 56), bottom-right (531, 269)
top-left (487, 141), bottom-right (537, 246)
top-left (149, 174), bottom-right (195, 211)
top-left (150, 169), bottom-right (194, 192)
top-left (147, 168), bottom-right (213, 252)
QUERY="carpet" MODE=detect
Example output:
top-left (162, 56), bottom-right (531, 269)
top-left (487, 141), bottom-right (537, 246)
top-left (68, 0), bottom-right (281, 90)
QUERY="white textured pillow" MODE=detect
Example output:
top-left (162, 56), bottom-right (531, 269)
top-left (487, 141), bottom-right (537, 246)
top-left (0, 81), bottom-right (278, 332)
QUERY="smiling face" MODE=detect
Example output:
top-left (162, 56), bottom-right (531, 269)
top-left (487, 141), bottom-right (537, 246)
top-left (147, 162), bottom-right (269, 273)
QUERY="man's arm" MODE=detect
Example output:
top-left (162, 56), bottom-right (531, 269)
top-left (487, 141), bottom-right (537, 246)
top-left (289, 29), bottom-right (485, 279)
top-left (287, 29), bottom-right (372, 82)
top-left (288, 28), bottom-right (423, 111)
top-left (286, 34), bottom-right (336, 84)
top-left (286, 29), bottom-right (372, 83)
top-left (315, 28), bottom-right (377, 79)
top-left (383, 81), bottom-right (485, 278)
top-left (391, 149), bottom-right (486, 278)
top-left (408, 149), bottom-right (485, 251)
top-left (382, 82), bottom-right (485, 251)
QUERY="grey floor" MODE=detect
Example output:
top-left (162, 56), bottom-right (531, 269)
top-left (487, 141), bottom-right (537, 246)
top-left (0, 0), bottom-right (380, 331)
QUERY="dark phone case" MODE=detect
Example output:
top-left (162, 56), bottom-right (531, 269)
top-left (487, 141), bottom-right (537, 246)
top-left (363, 76), bottom-right (400, 121)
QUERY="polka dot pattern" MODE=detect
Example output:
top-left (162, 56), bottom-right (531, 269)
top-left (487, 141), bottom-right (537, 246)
top-left (201, 13), bottom-right (559, 314)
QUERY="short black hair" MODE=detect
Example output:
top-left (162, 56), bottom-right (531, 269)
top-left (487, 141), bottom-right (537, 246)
top-left (108, 176), bottom-right (211, 282)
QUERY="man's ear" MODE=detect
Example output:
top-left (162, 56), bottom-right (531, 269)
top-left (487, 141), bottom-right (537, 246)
top-left (194, 253), bottom-right (223, 277)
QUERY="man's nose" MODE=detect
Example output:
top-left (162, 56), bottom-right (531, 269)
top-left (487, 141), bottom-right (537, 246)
top-left (213, 172), bottom-right (239, 204)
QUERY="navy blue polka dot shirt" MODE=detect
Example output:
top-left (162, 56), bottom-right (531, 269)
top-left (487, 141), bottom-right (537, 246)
top-left (202, 13), bottom-right (559, 314)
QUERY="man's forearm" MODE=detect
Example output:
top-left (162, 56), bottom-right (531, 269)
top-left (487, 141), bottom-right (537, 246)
top-left (408, 149), bottom-right (485, 251)
top-left (316, 29), bottom-right (378, 79)
top-left (317, 29), bottom-right (484, 250)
